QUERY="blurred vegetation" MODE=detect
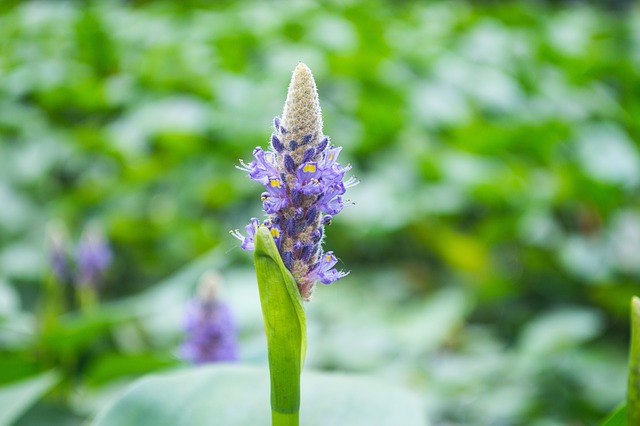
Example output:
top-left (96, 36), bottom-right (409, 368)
top-left (0, 0), bottom-right (639, 425)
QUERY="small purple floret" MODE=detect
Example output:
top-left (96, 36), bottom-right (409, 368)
top-left (231, 218), bottom-right (259, 250)
top-left (262, 178), bottom-right (288, 213)
top-left (306, 252), bottom-right (349, 285)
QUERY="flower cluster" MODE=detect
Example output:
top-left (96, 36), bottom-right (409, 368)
top-left (48, 223), bottom-right (71, 284)
top-left (180, 271), bottom-right (238, 364)
top-left (232, 63), bottom-right (356, 300)
top-left (47, 223), bottom-right (112, 288)
top-left (75, 226), bottom-right (113, 288)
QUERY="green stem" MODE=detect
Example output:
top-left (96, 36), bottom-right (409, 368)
top-left (272, 411), bottom-right (299, 426)
top-left (77, 285), bottom-right (98, 313)
top-left (41, 274), bottom-right (63, 335)
top-left (628, 297), bottom-right (640, 425)
top-left (254, 227), bottom-right (307, 426)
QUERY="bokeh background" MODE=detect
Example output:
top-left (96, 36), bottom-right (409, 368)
top-left (1, 0), bottom-right (639, 424)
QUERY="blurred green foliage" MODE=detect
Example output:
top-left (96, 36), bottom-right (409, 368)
top-left (0, 0), bottom-right (639, 425)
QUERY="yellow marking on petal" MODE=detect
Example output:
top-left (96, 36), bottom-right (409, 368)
top-left (303, 164), bottom-right (317, 173)
top-left (270, 179), bottom-right (281, 188)
top-left (329, 154), bottom-right (334, 160)
top-left (271, 228), bottom-right (280, 238)
top-left (325, 254), bottom-right (331, 261)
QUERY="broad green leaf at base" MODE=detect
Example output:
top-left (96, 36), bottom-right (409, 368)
top-left (92, 364), bottom-right (428, 426)
top-left (0, 371), bottom-right (58, 426)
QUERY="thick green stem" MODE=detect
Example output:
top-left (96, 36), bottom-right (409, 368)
top-left (254, 227), bottom-right (307, 426)
top-left (272, 411), bottom-right (300, 426)
top-left (41, 275), bottom-right (63, 335)
top-left (77, 285), bottom-right (98, 313)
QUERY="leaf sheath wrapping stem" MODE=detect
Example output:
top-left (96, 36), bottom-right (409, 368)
top-left (254, 226), bottom-right (307, 425)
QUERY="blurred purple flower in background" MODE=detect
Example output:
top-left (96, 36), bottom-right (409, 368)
top-left (180, 271), bottom-right (238, 364)
top-left (47, 222), bottom-right (71, 283)
top-left (75, 225), bottom-right (112, 288)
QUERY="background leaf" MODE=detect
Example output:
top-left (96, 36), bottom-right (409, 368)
top-left (93, 365), bottom-right (427, 426)
top-left (0, 371), bottom-right (58, 426)
top-left (0, 1), bottom-right (637, 424)
top-left (599, 404), bottom-right (625, 426)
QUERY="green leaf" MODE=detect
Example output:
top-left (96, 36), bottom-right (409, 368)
top-left (599, 403), bottom-right (625, 426)
top-left (254, 226), bottom-right (307, 424)
top-left (628, 296), bottom-right (640, 425)
top-left (85, 353), bottom-right (179, 387)
top-left (43, 307), bottom-right (133, 354)
top-left (93, 365), bottom-right (428, 426)
top-left (0, 371), bottom-right (58, 426)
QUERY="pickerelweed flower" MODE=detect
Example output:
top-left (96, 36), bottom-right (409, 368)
top-left (232, 63), bottom-right (357, 300)
top-left (75, 225), bottom-right (112, 288)
top-left (46, 222), bottom-right (71, 283)
top-left (180, 271), bottom-right (238, 364)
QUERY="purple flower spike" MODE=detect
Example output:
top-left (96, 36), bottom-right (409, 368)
top-left (75, 225), bottom-right (112, 288)
top-left (180, 272), bottom-right (238, 364)
top-left (233, 63), bottom-right (357, 300)
top-left (47, 222), bottom-right (71, 283)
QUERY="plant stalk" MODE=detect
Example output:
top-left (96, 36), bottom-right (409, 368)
top-left (254, 227), bottom-right (307, 426)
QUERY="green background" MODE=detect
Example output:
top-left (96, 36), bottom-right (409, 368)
top-left (0, 0), bottom-right (638, 424)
